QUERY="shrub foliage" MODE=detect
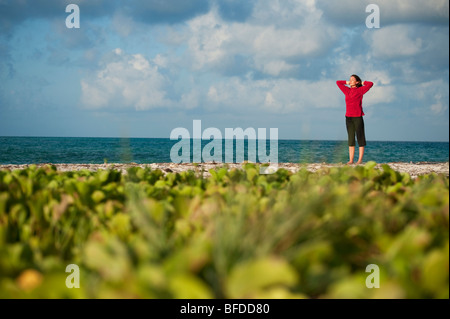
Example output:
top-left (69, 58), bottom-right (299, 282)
top-left (0, 162), bottom-right (448, 298)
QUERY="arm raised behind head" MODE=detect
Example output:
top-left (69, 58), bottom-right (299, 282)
top-left (336, 80), bottom-right (350, 94)
top-left (360, 81), bottom-right (374, 94)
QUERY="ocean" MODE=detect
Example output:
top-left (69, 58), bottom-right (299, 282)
top-left (0, 136), bottom-right (448, 165)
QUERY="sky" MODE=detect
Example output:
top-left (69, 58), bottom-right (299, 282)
top-left (0, 0), bottom-right (449, 142)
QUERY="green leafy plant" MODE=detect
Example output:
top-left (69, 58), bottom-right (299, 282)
top-left (0, 162), bottom-right (448, 298)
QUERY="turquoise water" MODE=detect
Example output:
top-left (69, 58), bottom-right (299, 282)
top-left (0, 136), bottom-right (448, 164)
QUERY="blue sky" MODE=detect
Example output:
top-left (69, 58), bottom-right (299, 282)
top-left (0, 0), bottom-right (448, 141)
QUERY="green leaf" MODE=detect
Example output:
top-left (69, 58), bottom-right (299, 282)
top-left (168, 274), bottom-right (213, 299)
top-left (225, 257), bottom-right (299, 298)
top-left (421, 248), bottom-right (449, 294)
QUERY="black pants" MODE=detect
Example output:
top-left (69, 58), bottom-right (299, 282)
top-left (346, 116), bottom-right (366, 147)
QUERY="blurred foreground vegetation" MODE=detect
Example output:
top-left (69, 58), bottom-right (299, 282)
top-left (0, 162), bottom-right (448, 298)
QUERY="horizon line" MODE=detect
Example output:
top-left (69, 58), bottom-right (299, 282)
top-left (0, 135), bottom-right (449, 143)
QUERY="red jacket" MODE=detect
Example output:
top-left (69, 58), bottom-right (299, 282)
top-left (336, 81), bottom-right (373, 117)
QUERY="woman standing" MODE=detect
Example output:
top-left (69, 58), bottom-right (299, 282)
top-left (336, 75), bottom-right (373, 164)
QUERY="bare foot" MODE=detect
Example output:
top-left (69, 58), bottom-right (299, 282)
top-left (347, 161), bottom-right (354, 165)
top-left (356, 161), bottom-right (363, 165)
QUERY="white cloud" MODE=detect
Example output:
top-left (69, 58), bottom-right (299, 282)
top-left (363, 86), bottom-right (395, 107)
top-left (376, 0), bottom-right (449, 24)
top-left (80, 49), bottom-right (172, 110)
top-left (430, 101), bottom-right (444, 114)
top-left (72, 0), bottom-right (447, 141)
top-left (412, 82), bottom-right (449, 116)
top-left (318, 0), bottom-right (449, 26)
top-left (186, 10), bottom-right (232, 70)
top-left (153, 54), bottom-right (169, 68)
top-left (260, 60), bottom-right (296, 77)
top-left (366, 25), bottom-right (423, 59)
top-left (332, 53), bottom-right (393, 86)
top-left (251, 0), bottom-right (323, 28)
top-left (180, 89), bottom-right (200, 110)
top-left (204, 77), bottom-right (343, 114)
top-left (251, 25), bottom-right (336, 58)
top-left (183, 7), bottom-right (340, 76)
top-left (112, 11), bottom-right (137, 37)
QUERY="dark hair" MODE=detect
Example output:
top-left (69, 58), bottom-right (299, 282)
top-left (351, 74), bottom-right (363, 87)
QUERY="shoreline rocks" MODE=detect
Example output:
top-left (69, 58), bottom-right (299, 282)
top-left (1, 162), bottom-right (449, 179)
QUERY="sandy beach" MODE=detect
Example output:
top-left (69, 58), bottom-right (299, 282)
top-left (1, 162), bottom-right (448, 179)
